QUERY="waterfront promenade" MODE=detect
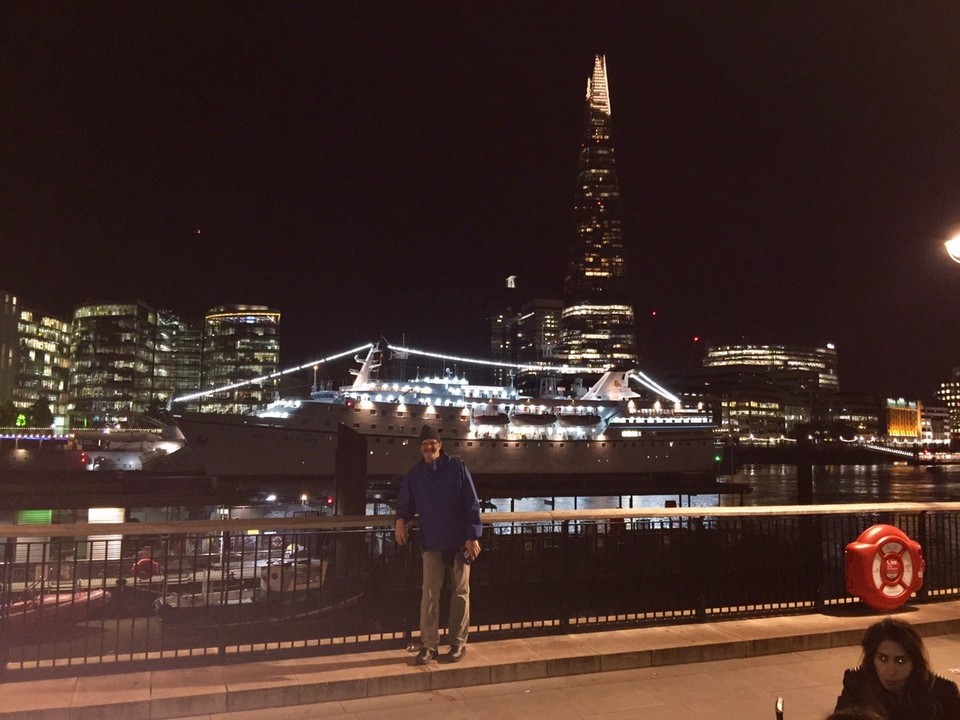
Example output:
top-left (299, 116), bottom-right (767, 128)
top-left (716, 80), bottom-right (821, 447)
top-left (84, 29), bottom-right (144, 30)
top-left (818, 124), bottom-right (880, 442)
top-left (3, 599), bottom-right (959, 720)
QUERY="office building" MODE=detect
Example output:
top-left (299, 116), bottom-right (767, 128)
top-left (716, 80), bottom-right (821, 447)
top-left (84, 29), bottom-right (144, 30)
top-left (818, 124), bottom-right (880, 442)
top-left (517, 298), bottom-right (563, 363)
top-left (0, 292), bottom-right (71, 426)
top-left (921, 404), bottom-right (951, 445)
top-left (154, 310), bottom-right (202, 408)
top-left (703, 342), bottom-right (839, 392)
top-left (936, 367), bottom-right (960, 440)
top-left (556, 55), bottom-right (637, 367)
top-left (201, 304), bottom-right (280, 413)
top-left (68, 301), bottom-right (158, 427)
top-left (883, 398), bottom-right (921, 442)
top-left (485, 277), bottom-right (520, 385)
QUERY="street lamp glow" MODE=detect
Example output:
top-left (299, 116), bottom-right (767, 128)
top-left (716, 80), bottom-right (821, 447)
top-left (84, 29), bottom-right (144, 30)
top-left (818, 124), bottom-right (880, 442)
top-left (945, 233), bottom-right (960, 263)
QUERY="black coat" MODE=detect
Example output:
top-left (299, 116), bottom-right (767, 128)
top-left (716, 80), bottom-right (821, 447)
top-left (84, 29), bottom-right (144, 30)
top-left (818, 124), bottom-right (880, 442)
top-left (835, 666), bottom-right (960, 720)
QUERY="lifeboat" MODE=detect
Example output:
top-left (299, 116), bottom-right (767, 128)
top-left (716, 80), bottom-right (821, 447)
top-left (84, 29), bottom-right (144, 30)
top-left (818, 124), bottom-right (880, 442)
top-left (510, 412), bottom-right (558, 426)
top-left (557, 413), bottom-right (602, 427)
top-left (471, 411), bottom-right (510, 425)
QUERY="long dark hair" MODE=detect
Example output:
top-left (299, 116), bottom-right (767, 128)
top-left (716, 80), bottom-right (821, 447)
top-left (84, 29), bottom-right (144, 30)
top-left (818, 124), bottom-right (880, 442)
top-left (859, 618), bottom-right (934, 694)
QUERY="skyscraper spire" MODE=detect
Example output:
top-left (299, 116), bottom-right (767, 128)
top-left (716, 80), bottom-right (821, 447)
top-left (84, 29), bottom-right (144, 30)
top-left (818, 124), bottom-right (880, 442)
top-left (557, 54), bottom-right (637, 368)
top-left (586, 54), bottom-right (611, 119)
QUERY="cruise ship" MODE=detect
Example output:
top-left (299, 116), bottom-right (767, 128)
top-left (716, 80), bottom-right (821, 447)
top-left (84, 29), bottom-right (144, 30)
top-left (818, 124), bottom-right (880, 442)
top-left (173, 344), bottom-right (718, 485)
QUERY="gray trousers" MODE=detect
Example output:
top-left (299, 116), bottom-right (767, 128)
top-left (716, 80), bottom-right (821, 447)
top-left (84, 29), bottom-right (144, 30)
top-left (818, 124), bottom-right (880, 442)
top-left (420, 550), bottom-right (471, 649)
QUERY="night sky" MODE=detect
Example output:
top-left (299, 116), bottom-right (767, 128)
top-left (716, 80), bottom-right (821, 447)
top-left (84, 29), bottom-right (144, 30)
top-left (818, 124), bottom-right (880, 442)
top-left (4, 3), bottom-right (960, 399)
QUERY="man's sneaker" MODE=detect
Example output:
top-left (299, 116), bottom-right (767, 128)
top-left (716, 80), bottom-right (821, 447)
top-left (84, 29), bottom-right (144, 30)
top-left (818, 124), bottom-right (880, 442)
top-left (414, 646), bottom-right (437, 665)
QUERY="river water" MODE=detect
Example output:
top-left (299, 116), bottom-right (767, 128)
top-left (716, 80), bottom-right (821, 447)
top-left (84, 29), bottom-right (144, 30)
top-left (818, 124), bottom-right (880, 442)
top-left (485, 462), bottom-right (960, 514)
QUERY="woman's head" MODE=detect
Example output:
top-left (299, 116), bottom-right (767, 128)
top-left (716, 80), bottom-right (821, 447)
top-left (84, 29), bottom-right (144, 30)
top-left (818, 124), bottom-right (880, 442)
top-left (860, 618), bottom-right (931, 693)
top-left (825, 709), bottom-right (884, 720)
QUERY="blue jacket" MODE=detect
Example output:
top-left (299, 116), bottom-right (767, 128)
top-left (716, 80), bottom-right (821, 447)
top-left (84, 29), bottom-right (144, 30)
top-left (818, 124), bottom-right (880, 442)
top-left (396, 453), bottom-right (483, 552)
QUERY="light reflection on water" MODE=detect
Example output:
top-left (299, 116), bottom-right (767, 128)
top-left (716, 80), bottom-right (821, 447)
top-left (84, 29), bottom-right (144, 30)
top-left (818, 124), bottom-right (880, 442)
top-left (483, 463), bottom-right (960, 513)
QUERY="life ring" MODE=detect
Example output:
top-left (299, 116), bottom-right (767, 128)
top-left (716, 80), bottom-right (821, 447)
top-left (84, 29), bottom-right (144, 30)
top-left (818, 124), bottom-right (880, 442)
top-left (132, 558), bottom-right (160, 580)
top-left (844, 524), bottom-right (924, 611)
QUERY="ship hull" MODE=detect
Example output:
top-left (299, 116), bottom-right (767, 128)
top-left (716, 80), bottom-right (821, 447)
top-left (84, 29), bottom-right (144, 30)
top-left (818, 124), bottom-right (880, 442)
top-left (175, 414), bottom-right (339, 477)
top-left (176, 410), bottom-right (717, 480)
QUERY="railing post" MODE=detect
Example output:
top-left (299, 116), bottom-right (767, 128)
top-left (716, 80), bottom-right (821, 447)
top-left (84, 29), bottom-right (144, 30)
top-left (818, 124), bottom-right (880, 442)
top-left (694, 517), bottom-right (706, 620)
top-left (0, 537), bottom-right (15, 677)
top-left (217, 531), bottom-right (230, 660)
top-left (807, 514), bottom-right (824, 609)
top-left (560, 519), bottom-right (571, 631)
top-left (403, 532), bottom-right (418, 651)
top-left (917, 511), bottom-right (929, 603)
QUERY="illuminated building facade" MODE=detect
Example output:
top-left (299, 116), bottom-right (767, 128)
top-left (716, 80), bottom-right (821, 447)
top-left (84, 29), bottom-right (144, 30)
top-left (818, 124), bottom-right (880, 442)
top-left (821, 392), bottom-right (881, 440)
top-left (485, 277), bottom-right (520, 385)
top-left (557, 55), bottom-right (637, 367)
top-left (936, 367), bottom-right (960, 441)
top-left (68, 301), bottom-right (158, 427)
top-left (201, 304), bottom-right (280, 413)
top-left (703, 342), bottom-right (839, 391)
top-left (517, 298), bottom-right (563, 363)
top-left (0, 293), bottom-right (19, 410)
top-left (921, 404), bottom-right (951, 445)
top-left (0, 292), bottom-right (71, 425)
top-left (884, 398), bottom-right (921, 441)
top-left (154, 310), bottom-right (202, 408)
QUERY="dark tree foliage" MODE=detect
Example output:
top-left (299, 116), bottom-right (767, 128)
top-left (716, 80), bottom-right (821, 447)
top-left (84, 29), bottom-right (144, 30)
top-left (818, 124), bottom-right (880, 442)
top-left (27, 400), bottom-right (54, 428)
top-left (0, 401), bottom-right (18, 426)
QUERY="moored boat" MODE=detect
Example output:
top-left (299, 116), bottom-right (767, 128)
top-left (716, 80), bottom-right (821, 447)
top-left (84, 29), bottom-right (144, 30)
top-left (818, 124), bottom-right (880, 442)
top-left (5, 589), bottom-right (108, 629)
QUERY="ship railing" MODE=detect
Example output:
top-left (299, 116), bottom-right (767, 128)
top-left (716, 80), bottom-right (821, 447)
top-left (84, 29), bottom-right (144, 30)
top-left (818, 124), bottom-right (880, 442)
top-left (1, 502), bottom-right (959, 679)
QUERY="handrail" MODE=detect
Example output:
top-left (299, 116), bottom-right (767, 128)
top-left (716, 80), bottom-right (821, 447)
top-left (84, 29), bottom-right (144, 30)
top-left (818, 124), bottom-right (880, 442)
top-left (3, 501), bottom-right (960, 538)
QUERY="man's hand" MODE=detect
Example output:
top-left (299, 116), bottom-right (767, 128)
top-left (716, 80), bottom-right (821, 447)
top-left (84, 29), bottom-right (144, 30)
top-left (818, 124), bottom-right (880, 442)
top-left (395, 518), bottom-right (408, 545)
top-left (465, 539), bottom-right (481, 560)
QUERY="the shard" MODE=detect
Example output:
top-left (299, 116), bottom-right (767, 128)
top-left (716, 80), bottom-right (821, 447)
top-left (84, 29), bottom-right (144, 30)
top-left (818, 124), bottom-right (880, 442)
top-left (557, 55), bottom-right (637, 368)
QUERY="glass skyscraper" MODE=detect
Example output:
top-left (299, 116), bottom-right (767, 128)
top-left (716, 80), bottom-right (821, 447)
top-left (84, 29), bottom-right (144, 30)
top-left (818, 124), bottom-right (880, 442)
top-left (201, 304), bottom-right (280, 414)
top-left (0, 292), bottom-right (71, 425)
top-left (557, 55), bottom-right (637, 368)
top-left (68, 301), bottom-right (158, 427)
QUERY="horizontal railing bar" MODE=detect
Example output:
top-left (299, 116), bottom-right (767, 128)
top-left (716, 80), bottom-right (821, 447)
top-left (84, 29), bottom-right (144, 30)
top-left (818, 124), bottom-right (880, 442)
top-left (3, 502), bottom-right (960, 537)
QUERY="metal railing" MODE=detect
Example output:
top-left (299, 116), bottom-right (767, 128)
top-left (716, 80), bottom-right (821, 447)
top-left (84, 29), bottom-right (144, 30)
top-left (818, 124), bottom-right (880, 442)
top-left (1, 502), bottom-right (959, 679)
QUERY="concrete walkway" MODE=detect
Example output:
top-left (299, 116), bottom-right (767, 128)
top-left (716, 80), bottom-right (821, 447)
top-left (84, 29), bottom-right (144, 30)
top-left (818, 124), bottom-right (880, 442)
top-left (2, 601), bottom-right (959, 720)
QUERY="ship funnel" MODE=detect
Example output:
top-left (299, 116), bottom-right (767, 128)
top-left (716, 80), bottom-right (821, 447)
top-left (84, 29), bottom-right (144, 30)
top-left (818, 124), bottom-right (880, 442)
top-left (349, 345), bottom-right (381, 389)
top-left (580, 369), bottom-right (642, 401)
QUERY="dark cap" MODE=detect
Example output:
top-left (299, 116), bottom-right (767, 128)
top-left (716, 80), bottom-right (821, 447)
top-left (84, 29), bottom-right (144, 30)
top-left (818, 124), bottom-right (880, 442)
top-left (419, 425), bottom-right (440, 443)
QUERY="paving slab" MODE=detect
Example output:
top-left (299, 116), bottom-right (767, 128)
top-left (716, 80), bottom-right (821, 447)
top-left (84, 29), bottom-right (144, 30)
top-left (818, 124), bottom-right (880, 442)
top-left (0, 600), bottom-right (958, 720)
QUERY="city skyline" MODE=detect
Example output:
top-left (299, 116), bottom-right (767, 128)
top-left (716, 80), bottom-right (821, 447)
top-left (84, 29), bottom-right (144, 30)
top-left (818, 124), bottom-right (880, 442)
top-left (4, 4), bottom-right (960, 399)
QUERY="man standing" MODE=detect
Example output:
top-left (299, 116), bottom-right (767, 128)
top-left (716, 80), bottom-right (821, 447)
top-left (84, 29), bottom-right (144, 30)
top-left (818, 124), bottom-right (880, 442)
top-left (395, 424), bottom-right (482, 664)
